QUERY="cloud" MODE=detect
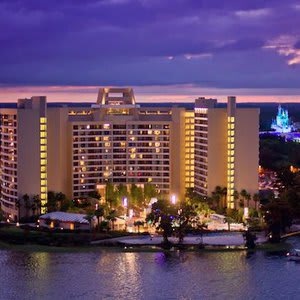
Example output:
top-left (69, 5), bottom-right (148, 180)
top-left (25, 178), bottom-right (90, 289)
top-left (0, 0), bottom-right (300, 89)
top-left (184, 53), bottom-right (213, 60)
top-left (264, 35), bottom-right (300, 65)
top-left (235, 8), bottom-right (272, 18)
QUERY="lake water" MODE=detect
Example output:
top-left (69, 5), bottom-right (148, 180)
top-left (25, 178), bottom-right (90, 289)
top-left (1, 238), bottom-right (300, 300)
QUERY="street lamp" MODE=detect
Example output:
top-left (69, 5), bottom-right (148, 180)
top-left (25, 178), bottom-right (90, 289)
top-left (123, 197), bottom-right (128, 208)
top-left (171, 194), bottom-right (177, 205)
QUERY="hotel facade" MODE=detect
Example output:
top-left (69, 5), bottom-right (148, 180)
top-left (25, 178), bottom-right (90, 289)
top-left (0, 88), bottom-right (259, 220)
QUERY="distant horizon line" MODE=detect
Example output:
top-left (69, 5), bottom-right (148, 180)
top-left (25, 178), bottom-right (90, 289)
top-left (1, 84), bottom-right (300, 103)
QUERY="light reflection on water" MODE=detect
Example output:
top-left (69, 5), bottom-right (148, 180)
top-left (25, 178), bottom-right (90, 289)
top-left (1, 239), bottom-right (300, 300)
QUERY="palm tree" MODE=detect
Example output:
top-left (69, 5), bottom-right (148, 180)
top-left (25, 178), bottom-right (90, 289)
top-left (240, 189), bottom-right (248, 208)
top-left (23, 194), bottom-right (31, 219)
top-left (253, 193), bottom-right (260, 210)
top-left (15, 199), bottom-right (22, 221)
top-left (84, 213), bottom-right (95, 232)
top-left (95, 206), bottom-right (105, 230)
top-left (245, 192), bottom-right (251, 208)
top-left (33, 195), bottom-right (41, 215)
top-left (107, 210), bottom-right (118, 231)
top-left (55, 192), bottom-right (66, 211)
top-left (233, 190), bottom-right (239, 209)
top-left (212, 186), bottom-right (227, 209)
top-left (31, 203), bottom-right (37, 216)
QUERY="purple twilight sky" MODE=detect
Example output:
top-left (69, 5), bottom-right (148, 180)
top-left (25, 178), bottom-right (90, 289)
top-left (1, 0), bottom-right (300, 102)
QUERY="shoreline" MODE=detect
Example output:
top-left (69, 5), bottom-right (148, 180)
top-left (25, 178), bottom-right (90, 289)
top-left (0, 227), bottom-right (293, 253)
top-left (0, 240), bottom-right (291, 254)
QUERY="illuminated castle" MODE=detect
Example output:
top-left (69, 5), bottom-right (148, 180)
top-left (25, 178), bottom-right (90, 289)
top-left (271, 105), bottom-right (294, 133)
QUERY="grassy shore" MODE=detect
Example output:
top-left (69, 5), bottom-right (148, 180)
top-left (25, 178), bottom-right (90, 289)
top-left (0, 226), bottom-right (292, 254)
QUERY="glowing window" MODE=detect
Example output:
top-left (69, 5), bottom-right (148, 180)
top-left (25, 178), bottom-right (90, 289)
top-left (40, 117), bottom-right (46, 124)
top-left (40, 152), bottom-right (47, 159)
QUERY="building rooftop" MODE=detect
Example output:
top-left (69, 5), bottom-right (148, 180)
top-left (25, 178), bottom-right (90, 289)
top-left (39, 211), bottom-right (95, 224)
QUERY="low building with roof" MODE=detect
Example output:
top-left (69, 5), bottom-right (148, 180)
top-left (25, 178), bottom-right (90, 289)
top-left (39, 212), bottom-right (96, 230)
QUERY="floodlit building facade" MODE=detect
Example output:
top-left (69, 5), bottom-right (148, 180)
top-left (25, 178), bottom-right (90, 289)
top-left (0, 88), bottom-right (259, 220)
top-left (194, 96), bottom-right (259, 208)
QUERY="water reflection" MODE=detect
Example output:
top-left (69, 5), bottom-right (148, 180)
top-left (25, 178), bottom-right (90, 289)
top-left (1, 242), bottom-right (300, 300)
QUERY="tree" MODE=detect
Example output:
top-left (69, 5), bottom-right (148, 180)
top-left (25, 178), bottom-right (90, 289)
top-left (211, 186), bottom-right (227, 209)
top-left (84, 213), bottom-right (95, 232)
top-left (253, 193), bottom-right (260, 210)
top-left (30, 203), bottom-right (36, 216)
top-left (23, 194), bottom-right (31, 219)
top-left (32, 195), bottom-right (41, 215)
top-left (15, 199), bottom-right (22, 221)
top-left (95, 206), bottom-right (105, 230)
top-left (47, 191), bottom-right (57, 212)
top-left (263, 199), bottom-right (292, 243)
top-left (245, 192), bottom-right (251, 208)
top-left (146, 199), bottom-right (177, 244)
top-left (240, 189), bottom-right (248, 208)
top-left (134, 220), bottom-right (144, 233)
top-left (116, 184), bottom-right (129, 206)
top-left (55, 192), bottom-right (67, 210)
top-left (130, 184), bottom-right (144, 208)
top-left (106, 182), bottom-right (117, 208)
top-left (88, 191), bottom-right (101, 201)
top-left (144, 183), bottom-right (157, 203)
top-left (175, 201), bottom-right (198, 243)
top-left (233, 190), bottom-right (240, 208)
top-left (107, 210), bottom-right (118, 231)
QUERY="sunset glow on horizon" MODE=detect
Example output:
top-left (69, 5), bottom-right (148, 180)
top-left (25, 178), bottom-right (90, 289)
top-left (1, 85), bottom-right (300, 103)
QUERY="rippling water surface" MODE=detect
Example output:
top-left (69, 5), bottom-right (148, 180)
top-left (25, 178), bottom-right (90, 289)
top-left (1, 238), bottom-right (300, 300)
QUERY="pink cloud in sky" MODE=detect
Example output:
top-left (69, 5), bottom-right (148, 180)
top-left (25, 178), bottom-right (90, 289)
top-left (1, 85), bottom-right (300, 103)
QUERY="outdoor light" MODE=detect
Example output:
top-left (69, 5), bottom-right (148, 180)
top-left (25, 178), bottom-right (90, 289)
top-left (123, 197), bottom-right (128, 207)
top-left (171, 194), bottom-right (176, 205)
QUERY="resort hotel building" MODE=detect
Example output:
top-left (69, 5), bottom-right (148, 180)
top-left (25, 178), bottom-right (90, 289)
top-left (0, 88), bottom-right (259, 220)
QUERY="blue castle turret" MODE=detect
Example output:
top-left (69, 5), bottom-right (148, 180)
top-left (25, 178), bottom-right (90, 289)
top-left (271, 105), bottom-right (294, 133)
